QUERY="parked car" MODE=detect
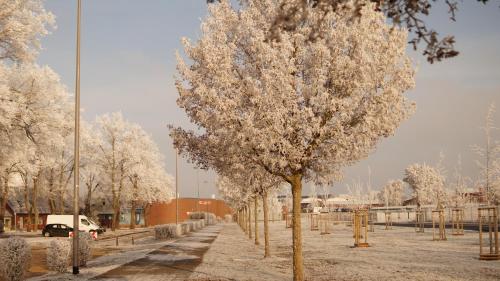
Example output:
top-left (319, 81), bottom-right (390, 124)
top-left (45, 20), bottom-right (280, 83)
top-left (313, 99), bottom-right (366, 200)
top-left (46, 215), bottom-right (105, 234)
top-left (42, 223), bottom-right (73, 237)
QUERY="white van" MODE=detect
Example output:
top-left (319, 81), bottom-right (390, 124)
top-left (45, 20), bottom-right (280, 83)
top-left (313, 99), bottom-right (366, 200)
top-left (46, 215), bottom-right (104, 234)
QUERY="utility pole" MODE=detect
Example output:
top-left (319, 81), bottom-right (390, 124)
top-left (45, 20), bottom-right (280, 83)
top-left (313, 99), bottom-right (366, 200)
top-left (175, 148), bottom-right (179, 224)
top-left (72, 0), bottom-right (81, 275)
top-left (197, 169), bottom-right (200, 213)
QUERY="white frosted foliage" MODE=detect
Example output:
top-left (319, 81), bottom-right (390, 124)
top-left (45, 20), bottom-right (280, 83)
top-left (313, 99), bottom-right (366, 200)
top-left (0, 237), bottom-right (31, 281)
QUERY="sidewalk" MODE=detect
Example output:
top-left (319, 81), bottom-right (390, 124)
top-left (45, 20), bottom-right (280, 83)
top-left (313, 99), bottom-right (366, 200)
top-left (27, 225), bottom-right (222, 281)
top-left (94, 225), bottom-right (222, 281)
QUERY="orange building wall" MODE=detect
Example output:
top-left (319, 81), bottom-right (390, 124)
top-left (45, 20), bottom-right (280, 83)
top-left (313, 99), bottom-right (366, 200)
top-left (146, 198), bottom-right (232, 226)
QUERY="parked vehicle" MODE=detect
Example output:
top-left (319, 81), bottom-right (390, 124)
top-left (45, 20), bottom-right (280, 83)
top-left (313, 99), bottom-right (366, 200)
top-left (42, 223), bottom-right (73, 237)
top-left (46, 215), bottom-right (105, 234)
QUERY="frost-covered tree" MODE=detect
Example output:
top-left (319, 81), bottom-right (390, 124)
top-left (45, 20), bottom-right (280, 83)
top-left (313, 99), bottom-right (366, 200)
top-left (472, 103), bottom-right (500, 205)
top-left (122, 128), bottom-right (174, 229)
top-left (95, 112), bottom-right (137, 231)
top-left (378, 179), bottom-right (404, 207)
top-left (0, 0), bottom-right (57, 231)
top-left (81, 122), bottom-right (105, 218)
top-left (0, 0), bottom-right (55, 63)
top-left (404, 163), bottom-right (446, 208)
top-left (96, 112), bottom-right (174, 230)
top-left (216, 164), bottom-right (283, 257)
top-left (0, 63), bottom-right (70, 232)
top-left (450, 155), bottom-right (472, 207)
top-left (172, 1), bottom-right (415, 279)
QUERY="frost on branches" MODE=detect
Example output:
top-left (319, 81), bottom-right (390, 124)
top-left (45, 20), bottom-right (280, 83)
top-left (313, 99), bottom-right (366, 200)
top-left (172, 1), bottom-right (415, 279)
top-left (95, 112), bottom-right (174, 230)
top-left (378, 179), bottom-right (404, 207)
top-left (0, 0), bottom-right (55, 63)
top-left (0, 237), bottom-right (31, 281)
top-left (472, 103), bottom-right (500, 205)
top-left (404, 163), bottom-right (446, 208)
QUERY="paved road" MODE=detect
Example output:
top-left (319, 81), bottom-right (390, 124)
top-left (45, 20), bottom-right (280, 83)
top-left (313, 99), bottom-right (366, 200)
top-left (92, 225), bottom-right (222, 281)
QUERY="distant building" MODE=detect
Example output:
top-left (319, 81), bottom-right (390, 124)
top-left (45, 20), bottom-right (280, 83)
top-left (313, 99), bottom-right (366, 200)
top-left (6, 199), bottom-right (51, 231)
top-left (146, 197), bottom-right (232, 226)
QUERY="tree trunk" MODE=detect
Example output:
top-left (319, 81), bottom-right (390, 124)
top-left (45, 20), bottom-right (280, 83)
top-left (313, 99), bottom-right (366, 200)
top-left (57, 168), bottom-right (65, 214)
top-left (291, 174), bottom-right (304, 281)
top-left (84, 179), bottom-right (93, 217)
top-left (254, 197), bottom-right (259, 245)
top-left (243, 208), bottom-right (246, 232)
top-left (240, 209), bottom-right (243, 229)
top-left (48, 169), bottom-right (56, 214)
top-left (0, 175), bottom-right (8, 233)
top-left (130, 200), bottom-right (136, 230)
top-left (130, 178), bottom-right (138, 229)
top-left (112, 195), bottom-right (119, 231)
top-left (144, 203), bottom-right (150, 227)
top-left (114, 170), bottom-right (124, 230)
top-left (33, 174), bottom-right (39, 232)
top-left (248, 201), bottom-right (252, 239)
top-left (23, 181), bottom-right (32, 232)
top-left (263, 192), bottom-right (270, 258)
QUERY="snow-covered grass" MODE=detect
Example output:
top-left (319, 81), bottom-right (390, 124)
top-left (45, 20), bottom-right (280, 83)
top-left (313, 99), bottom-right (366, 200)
top-left (190, 220), bottom-right (500, 281)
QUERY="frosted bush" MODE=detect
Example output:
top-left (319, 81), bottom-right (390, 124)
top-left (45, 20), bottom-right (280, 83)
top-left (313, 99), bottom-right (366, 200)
top-left (181, 223), bottom-right (190, 234)
top-left (154, 224), bottom-right (181, 240)
top-left (188, 212), bottom-right (205, 220)
top-left (0, 237), bottom-right (31, 281)
top-left (70, 233), bottom-right (92, 266)
top-left (47, 239), bottom-right (70, 272)
top-left (190, 221), bottom-right (199, 231)
top-left (207, 213), bottom-right (216, 225)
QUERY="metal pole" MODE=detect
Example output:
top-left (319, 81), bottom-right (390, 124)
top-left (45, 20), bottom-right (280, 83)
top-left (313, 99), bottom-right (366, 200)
top-left (197, 169), bottom-right (200, 213)
top-left (72, 0), bottom-right (81, 275)
top-left (175, 148), bottom-right (178, 225)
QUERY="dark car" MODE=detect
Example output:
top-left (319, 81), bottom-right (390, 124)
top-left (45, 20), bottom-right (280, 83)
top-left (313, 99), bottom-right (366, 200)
top-left (42, 223), bottom-right (73, 237)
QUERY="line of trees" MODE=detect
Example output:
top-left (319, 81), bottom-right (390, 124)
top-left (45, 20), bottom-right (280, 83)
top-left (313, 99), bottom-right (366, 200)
top-left (170, 1), bottom-right (416, 280)
top-left (377, 104), bottom-right (500, 209)
top-left (0, 0), bottom-right (174, 233)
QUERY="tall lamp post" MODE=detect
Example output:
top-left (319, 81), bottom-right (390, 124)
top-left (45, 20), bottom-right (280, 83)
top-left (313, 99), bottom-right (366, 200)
top-left (72, 0), bottom-right (82, 275)
top-left (197, 169), bottom-right (200, 213)
top-left (175, 148), bottom-right (179, 225)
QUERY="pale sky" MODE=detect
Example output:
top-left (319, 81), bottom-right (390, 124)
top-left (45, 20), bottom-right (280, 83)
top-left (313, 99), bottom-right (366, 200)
top-left (37, 1), bottom-right (500, 198)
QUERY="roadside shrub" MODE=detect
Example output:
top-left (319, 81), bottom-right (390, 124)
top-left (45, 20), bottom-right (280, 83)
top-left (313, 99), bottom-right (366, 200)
top-left (181, 223), bottom-right (190, 234)
top-left (47, 239), bottom-right (70, 272)
top-left (188, 212), bottom-right (205, 220)
top-left (207, 213), bottom-right (216, 225)
top-left (70, 233), bottom-right (92, 266)
top-left (0, 237), bottom-right (31, 281)
top-left (154, 224), bottom-right (181, 240)
top-left (191, 221), bottom-right (199, 231)
top-left (224, 214), bottom-right (232, 223)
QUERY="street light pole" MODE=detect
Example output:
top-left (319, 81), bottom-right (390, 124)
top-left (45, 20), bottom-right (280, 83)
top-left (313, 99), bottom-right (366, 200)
top-left (175, 148), bottom-right (179, 225)
top-left (72, 0), bottom-right (82, 275)
top-left (197, 169), bottom-right (200, 213)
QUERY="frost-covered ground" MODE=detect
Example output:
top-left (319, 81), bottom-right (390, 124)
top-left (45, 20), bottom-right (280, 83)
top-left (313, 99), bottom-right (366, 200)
top-left (190, 219), bottom-right (500, 281)
top-left (25, 225), bottom-right (222, 281)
